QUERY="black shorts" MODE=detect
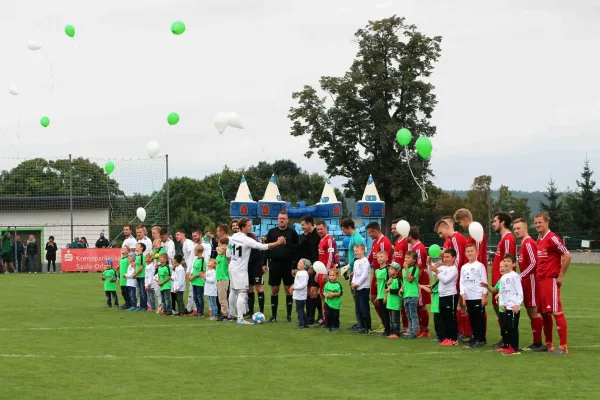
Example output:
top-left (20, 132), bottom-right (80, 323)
top-left (2, 253), bottom-right (13, 263)
top-left (268, 262), bottom-right (294, 287)
top-left (248, 264), bottom-right (264, 286)
top-left (308, 274), bottom-right (320, 288)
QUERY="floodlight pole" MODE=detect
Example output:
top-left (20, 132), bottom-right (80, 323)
top-left (69, 154), bottom-right (74, 243)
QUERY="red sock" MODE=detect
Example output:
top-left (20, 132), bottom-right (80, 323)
top-left (463, 312), bottom-right (473, 336)
top-left (418, 309), bottom-right (429, 332)
top-left (554, 314), bottom-right (568, 347)
top-left (456, 310), bottom-right (464, 335)
top-left (401, 308), bottom-right (408, 329)
top-left (542, 313), bottom-right (553, 345)
top-left (531, 317), bottom-right (543, 344)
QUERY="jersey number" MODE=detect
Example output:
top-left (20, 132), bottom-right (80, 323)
top-left (232, 244), bottom-right (242, 257)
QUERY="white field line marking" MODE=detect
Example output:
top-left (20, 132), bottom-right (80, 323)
top-left (0, 346), bottom-right (598, 360)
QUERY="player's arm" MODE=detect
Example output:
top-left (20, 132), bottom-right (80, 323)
top-left (519, 242), bottom-right (536, 278)
top-left (553, 236), bottom-right (571, 286)
top-left (404, 265), bottom-right (415, 282)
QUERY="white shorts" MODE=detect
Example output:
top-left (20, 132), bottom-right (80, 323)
top-left (229, 270), bottom-right (249, 291)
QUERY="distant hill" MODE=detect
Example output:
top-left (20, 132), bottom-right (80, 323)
top-left (447, 190), bottom-right (548, 217)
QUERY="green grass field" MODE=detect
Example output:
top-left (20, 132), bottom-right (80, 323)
top-left (1, 265), bottom-right (599, 400)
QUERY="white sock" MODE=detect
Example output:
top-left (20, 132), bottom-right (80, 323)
top-left (237, 291), bottom-right (248, 320)
top-left (229, 289), bottom-right (238, 318)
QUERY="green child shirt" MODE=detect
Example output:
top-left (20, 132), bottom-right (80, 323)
top-left (495, 281), bottom-right (503, 313)
top-left (191, 258), bottom-right (206, 286)
top-left (158, 265), bottom-right (172, 291)
top-left (324, 281), bottom-right (343, 310)
top-left (119, 257), bottom-right (129, 287)
top-left (103, 268), bottom-right (117, 291)
top-left (386, 277), bottom-right (402, 311)
top-left (216, 254), bottom-right (229, 281)
top-left (431, 282), bottom-right (440, 313)
top-left (402, 266), bottom-right (420, 298)
top-left (375, 267), bottom-right (389, 300)
top-left (135, 254), bottom-right (146, 278)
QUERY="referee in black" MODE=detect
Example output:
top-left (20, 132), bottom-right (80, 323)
top-left (297, 215), bottom-right (321, 325)
top-left (263, 212), bottom-right (299, 322)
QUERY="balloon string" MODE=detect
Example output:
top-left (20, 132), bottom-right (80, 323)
top-left (44, 51), bottom-right (56, 92)
top-left (217, 173), bottom-right (226, 204)
top-left (404, 147), bottom-right (428, 201)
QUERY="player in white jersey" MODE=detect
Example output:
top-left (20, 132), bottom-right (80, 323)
top-left (227, 218), bottom-right (286, 324)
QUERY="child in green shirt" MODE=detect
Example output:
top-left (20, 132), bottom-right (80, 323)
top-left (402, 251), bottom-right (420, 339)
top-left (420, 283), bottom-right (441, 342)
top-left (375, 251), bottom-right (391, 337)
top-left (102, 259), bottom-right (119, 308)
top-left (189, 245), bottom-right (207, 317)
top-left (323, 269), bottom-right (343, 332)
top-left (385, 262), bottom-right (402, 338)
top-left (157, 253), bottom-right (173, 316)
top-left (118, 246), bottom-right (130, 310)
top-left (216, 237), bottom-right (231, 321)
top-left (134, 243), bottom-right (147, 312)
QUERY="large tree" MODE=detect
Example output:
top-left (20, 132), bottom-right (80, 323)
top-left (573, 159), bottom-right (598, 232)
top-left (289, 16), bottom-right (442, 232)
top-left (464, 175), bottom-right (492, 235)
top-left (539, 177), bottom-right (563, 232)
top-left (493, 185), bottom-right (531, 221)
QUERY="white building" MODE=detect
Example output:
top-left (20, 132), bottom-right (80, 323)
top-left (0, 196), bottom-right (110, 266)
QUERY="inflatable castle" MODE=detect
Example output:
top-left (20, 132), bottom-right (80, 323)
top-left (230, 174), bottom-right (385, 261)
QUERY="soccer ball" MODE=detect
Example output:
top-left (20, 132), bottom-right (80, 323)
top-left (252, 312), bottom-right (265, 324)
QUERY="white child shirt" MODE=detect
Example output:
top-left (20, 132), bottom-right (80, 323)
top-left (172, 265), bottom-right (186, 292)
top-left (459, 261), bottom-right (488, 300)
top-left (351, 257), bottom-right (370, 290)
top-left (499, 271), bottom-right (523, 309)
top-left (433, 265), bottom-right (458, 297)
top-left (204, 269), bottom-right (217, 297)
top-left (144, 262), bottom-right (156, 289)
top-left (125, 265), bottom-right (137, 288)
top-left (292, 270), bottom-right (309, 301)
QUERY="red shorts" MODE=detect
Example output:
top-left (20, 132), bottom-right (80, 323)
top-left (521, 274), bottom-right (537, 309)
top-left (316, 273), bottom-right (326, 293)
top-left (370, 276), bottom-right (377, 296)
top-left (537, 277), bottom-right (562, 314)
top-left (419, 289), bottom-right (431, 306)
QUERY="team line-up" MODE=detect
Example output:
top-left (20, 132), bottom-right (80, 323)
top-left (101, 208), bottom-right (571, 356)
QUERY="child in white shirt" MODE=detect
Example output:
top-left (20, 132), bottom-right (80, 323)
top-left (460, 244), bottom-right (488, 348)
top-left (291, 258), bottom-right (310, 329)
top-left (125, 253), bottom-right (138, 312)
top-left (499, 254), bottom-right (524, 355)
top-left (172, 254), bottom-right (186, 316)
top-left (350, 243), bottom-right (371, 333)
top-left (144, 253), bottom-right (156, 312)
top-left (205, 259), bottom-right (218, 320)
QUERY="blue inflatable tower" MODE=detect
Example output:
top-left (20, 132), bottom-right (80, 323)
top-left (229, 175), bottom-right (258, 218)
top-left (257, 174), bottom-right (287, 235)
top-left (356, 174), bottom-right (385, 254)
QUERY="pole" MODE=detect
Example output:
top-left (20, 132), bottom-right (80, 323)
top-left (69, 154), bottom-right (73, 243)
top-left (166, 154), bottom-right (170, 230)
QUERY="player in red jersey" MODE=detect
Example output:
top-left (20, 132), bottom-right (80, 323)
top-left (391, 219), bottom-right (410, 332)
top-left (513, 218), bottom-right (544, 350)
top-left (366, 221), bottom-right (392, 332)
top-left (435, 217), bottom-right (469, 340)
top-left (454, 208), bottom-right (488, 266)
top-left (316, 220), bottom-right (336, 326)
top-left (533, 212), bottom-right (571, 355)
top-left (408, 227), bottom-right (431, 337)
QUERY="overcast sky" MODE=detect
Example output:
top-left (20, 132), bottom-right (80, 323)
top-left (1, 0), bottom-right (599, 195)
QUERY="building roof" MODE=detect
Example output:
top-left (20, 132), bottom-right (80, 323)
top-left (0, 196), bottom-right (110, 211)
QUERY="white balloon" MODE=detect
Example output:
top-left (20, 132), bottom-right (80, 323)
top-left (8, 85), bottom-right (19, 95)
top-left (397, 220), bottom-right (410, 237)
top-left (147, 141), bottom-right (160, 158)
top-left (469, 221), bottom-right (485, 242)
top-left (136, 207), bottom-right (147, 222)
top-left (27, 41), bottom-right (42, 50)
top-left (214, 112), bottom-right (228, 134)
top-left (312, 261), bottom-right (327, 275)
top-left (227, 112), bottom-right (244, 129)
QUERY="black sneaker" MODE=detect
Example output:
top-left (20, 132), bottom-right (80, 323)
top-left (243, 312), bottom-right (253, 319)
top-left (106, 305), bottom-right (112, 308)
top-left (347, 324), bottom-right (359, 331)
top-left (358, 328), bottom-right (368, 334)
top-left (492, 340), bottom-right (505, 349)
top-left (464, 342), bottom-right (476, 349)
top-left (307, 319), bottom-right (315, 325)
top-left (317, 321), bottom-right (326, 328)
top-left (316, 318), bottom-right (324, 325)
top-left (530, 344), bottom-right (550, 352)
top-left (524, 343), bottom-right (543, 351)
top-left (268, 317), bottom-right (278, 323)
top-left (286, 316), bottom-right (293, 323)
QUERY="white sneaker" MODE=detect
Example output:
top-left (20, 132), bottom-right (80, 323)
top-left (237, 319), bottom-right (253, 325)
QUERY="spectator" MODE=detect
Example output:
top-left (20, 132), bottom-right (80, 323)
top-left (1, 229), bottom-right (16, 274)
top-left (15, 236), bottom-right (25, 273)
top-left (95, 232), bottom-right (110, 248)
top-left (26, 234), bottom-right (38, 273)
top-left (80, 237), bottom-right (89, 248)
top-left (46, 236), bottom-right (58, 273)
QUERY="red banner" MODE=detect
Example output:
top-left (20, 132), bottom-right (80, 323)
top-left (61, 248), bottom-right (121, 272)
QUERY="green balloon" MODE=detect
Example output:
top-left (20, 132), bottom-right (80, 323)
top-left (65, 25), bottom-right (75, 38)
top-left (105, 161), bottom-right (115, 175)
top-left (171, 21), bottom-right (186, 35)
top-left (428, 244), bottom-right (441, 258)
top-left (167, 112), bottom-right (180, 125)
top-left (415, 136), bottom-right (433, 159)
top-left (396, 128), bottom-right (412, 146)
top-left (40, 116), bottom-right (50, 127)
